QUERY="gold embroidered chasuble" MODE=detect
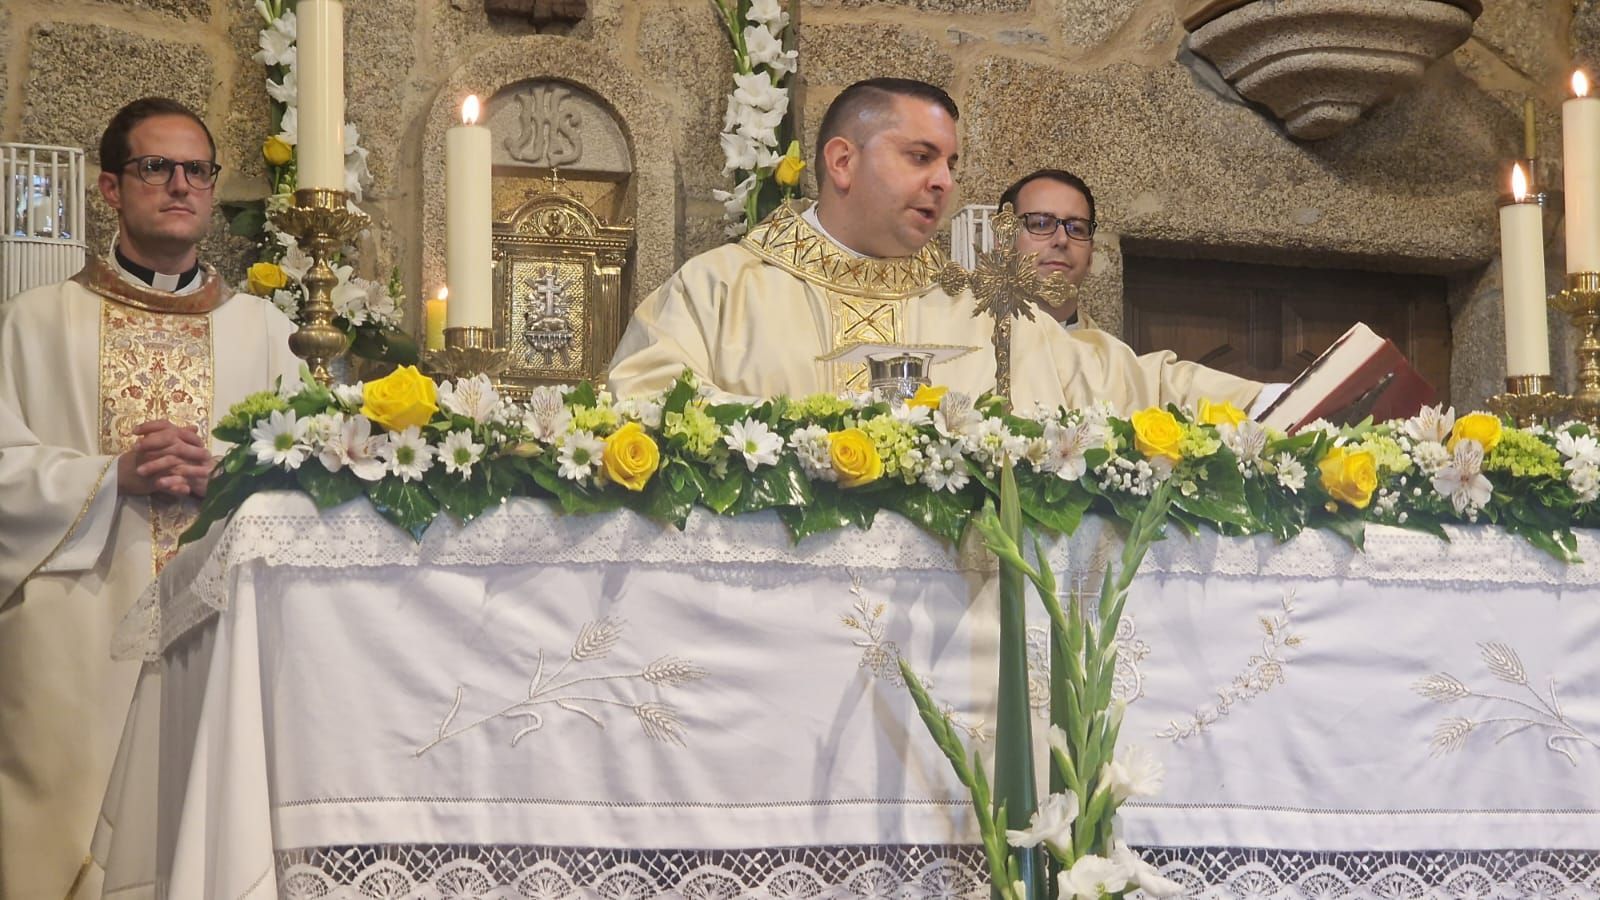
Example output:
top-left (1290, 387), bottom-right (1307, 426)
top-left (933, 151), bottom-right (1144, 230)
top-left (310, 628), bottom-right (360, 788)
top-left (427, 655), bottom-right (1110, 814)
top-left (0, 256), bottom-right (297, 900)
top-left (608, 203), bottom-right (1262, 412)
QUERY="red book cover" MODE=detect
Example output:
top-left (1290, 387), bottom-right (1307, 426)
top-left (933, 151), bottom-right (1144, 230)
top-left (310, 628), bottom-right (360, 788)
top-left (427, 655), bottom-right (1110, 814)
top-left (1258, 323), bottom-right (1437, 433)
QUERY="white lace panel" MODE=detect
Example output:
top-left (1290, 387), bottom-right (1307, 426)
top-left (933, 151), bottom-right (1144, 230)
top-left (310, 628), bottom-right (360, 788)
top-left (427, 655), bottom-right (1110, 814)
top-left (273, 844), bottom-right (1600, 900)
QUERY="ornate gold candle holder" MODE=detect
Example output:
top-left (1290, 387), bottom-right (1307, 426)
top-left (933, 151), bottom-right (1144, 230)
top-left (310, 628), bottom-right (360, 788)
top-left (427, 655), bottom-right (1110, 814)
top-left (1551, 272), bottom-right (1600, 422)
top-left (1485, 374), bottom-right (1564, 428)
top-left (424, 325), bottom-right (512, 380)
top-left (271, 188), bottom-right (371, 386)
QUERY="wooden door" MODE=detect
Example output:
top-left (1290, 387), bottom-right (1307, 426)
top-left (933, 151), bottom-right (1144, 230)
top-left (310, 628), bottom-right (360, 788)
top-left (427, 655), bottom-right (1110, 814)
top-left (1123, 256), bottom-right (1452, 404)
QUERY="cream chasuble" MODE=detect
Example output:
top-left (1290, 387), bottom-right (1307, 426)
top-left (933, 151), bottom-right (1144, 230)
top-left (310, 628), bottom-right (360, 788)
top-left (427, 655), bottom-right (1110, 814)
top-left (608, 203), bottom-right (1261, 412)
top-left (0, 255), bottom-right (297, 900)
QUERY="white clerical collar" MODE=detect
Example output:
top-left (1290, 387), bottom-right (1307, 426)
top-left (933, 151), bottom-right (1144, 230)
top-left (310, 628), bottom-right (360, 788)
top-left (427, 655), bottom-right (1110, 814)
top-left (803, 204), bottom-right (869, 259)
top-left (107, 237), bottom-right (204, 295)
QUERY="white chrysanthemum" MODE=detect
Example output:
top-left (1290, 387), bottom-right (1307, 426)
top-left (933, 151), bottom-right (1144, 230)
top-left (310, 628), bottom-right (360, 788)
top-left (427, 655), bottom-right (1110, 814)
top-left (439, 373), bottom-right (501, 423)
top-left (1432, 439), bottom-right (1491, 515)
top-left (1004, 791), bottom-right (1077, 853)
top-left (724, 418), bottom-right (784, 472)
top-left (1403, 403), bottom-right (1456, 445)
top-left (1058, 854), bottom-right (1130, 900)
top-left (439, 430), bottom-right (485, 479)
top-left (615, 396), bottom-right (664, 429)
top-left (1271, 452), bottom-right (1307, 493)
top-left (270, 288), bottom-right (299, 320)
top-left (301, 411), bottom-right (343, 448)
top-left (1557, 430), bottom-right (1600, 468)
top-left (557, 430), bottom-right (605, 482)
top-left (920, 440), bottom-right (969, 493)
top-left (1102, 743), bottom-right (1164, 802)
top-left (1410, 439), bottom-right (1451, 475)
top-left (320, 414), bottom-right (387, 481)
top-left (523, 387), bottom-right (574, 442)
top-left (249, 408), bottom-right (310, 469)
top-left (381, 426), bottom-right (435, 483)
top-left (332, 382), bottom-right (365, 410)
top-left (1570, 462), bottom-right (1600, 503)
top-left (789, 424), bottom-right (836, 481)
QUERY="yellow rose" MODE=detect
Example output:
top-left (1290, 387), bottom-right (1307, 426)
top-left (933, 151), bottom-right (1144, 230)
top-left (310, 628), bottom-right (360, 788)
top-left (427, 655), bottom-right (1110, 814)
top-left (246, 261), bottom-right (288, 296)
top-left (262, 134), bottom-right (293, 167)
top-left (1197, 397), bottom-right (1248, 428)
top-left (602, 422), bottom-right (660, 492)
top-left (829, 427), bottom-right (884, 488)
top-left (774, 140), bottom-right (806, 187)
top-left (907, 385), bottom-right (947, 410)
top-left (361, 364), bottom-right (439, 432)
top-left (1130, 407), bottom-right (1184, 462)
top-left (1449, 412), bottom-right (1503, 453)
top-left (1318, 445), bottom-right (1378, 509)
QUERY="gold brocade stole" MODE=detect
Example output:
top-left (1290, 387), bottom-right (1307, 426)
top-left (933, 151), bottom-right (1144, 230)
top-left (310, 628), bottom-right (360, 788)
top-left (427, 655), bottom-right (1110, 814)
top-left (740, 202), bottom-right (950, 392)
top-left (98, 300), bottom-right (213, 574)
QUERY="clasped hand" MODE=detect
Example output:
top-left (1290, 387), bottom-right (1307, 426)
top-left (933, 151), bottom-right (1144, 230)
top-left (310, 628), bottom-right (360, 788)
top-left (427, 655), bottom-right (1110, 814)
top-left (117, 419), bottom-right (216, 498)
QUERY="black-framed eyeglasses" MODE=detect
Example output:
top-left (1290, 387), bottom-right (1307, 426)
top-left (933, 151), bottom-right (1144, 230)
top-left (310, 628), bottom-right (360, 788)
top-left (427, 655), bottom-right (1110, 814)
top-left (1020, 212), bottom-right (1095, 241)
top-left (121, 156), bottom-right (222, 189)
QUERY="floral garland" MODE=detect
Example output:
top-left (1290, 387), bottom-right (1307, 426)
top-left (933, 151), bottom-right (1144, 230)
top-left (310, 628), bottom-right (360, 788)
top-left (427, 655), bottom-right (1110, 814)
top-left (711, 0), bottom-right (802, 237)
top-left (235, 0), bottom-right (416, 364)
top-left (187, 366), bottom-right (1597, 563)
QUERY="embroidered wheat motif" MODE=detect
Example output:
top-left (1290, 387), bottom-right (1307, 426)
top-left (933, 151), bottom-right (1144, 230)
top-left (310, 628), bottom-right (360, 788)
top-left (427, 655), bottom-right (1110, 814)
top-left (1416, 641), bottom-right (1597, 765)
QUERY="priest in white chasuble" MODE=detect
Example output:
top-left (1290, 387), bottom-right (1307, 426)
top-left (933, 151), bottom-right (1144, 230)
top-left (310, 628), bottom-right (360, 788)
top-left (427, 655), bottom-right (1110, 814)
top-left (0, 98), bottom-right (298, 900)
top-left (608, 77), bottom-right (1262, 412)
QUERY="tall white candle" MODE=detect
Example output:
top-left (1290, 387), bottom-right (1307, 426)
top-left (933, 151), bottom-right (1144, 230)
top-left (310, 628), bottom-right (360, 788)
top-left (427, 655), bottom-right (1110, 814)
top-left (1500, 164), bottom-right (1550, 377)
top-left (445, 95), bottom-right (494, 329)
top-left (297, 0), bottom-right (346, 191)
top-left (1564, 70), bottom-right (1600, 273)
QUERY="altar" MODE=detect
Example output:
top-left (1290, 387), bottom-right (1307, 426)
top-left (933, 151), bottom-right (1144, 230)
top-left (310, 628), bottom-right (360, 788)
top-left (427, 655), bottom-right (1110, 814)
top-left (111, 493), bottom-right (1600, 899)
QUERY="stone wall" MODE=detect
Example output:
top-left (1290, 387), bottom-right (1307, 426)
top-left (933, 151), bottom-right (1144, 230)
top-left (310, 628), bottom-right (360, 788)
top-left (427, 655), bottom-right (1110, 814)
top-left (2, 0), bottom-right (1591, 407)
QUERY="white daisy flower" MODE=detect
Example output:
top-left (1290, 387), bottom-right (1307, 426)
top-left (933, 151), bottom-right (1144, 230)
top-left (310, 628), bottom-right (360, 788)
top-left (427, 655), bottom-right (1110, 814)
top-left (557, 430), bottom-right (605, 482)
top-left (333, 382), bottom-right (365, 410)
top-left (788, 424), bottom-right (835, 481)
top-left (249, 408), bottom-right (310, 470)
top-left (724, 418), bottom-right (784, 472)
top-left (381, 426), bottom-right (435, 483)
top-left (1270, 453), bottom-right (1307, 493)
top-left (439, 430), bottom-right (485, 479)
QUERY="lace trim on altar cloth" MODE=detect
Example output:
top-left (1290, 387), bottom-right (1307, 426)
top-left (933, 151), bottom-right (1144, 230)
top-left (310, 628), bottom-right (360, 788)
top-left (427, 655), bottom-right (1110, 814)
top-left (117, 491), bottom-right (1600, 662)
top-left (272, 845), bottom-right (1600, 900)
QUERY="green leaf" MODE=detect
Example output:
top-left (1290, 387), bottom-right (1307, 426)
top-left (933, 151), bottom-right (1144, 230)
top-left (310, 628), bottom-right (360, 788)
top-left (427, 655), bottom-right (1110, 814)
top-left (1321, 513), bottom-right (1366, 551)
top-left (879, 483), bottom-right (979, 544)
top-left (703, 468), bottom-right (747, 513)
top-left (662, 373), bottom-right (697, 416)
top-left (224, 201), bottom-right (267, 239)
top-left (181, 468), bottom-right (289, 544)
top-left (294, 461), bottom-right (364, 510)
top-left (777, 486), bottom-right (875, 540)
top-left (1018, 473), bottom-right (1092, 536)
top-left (426, 467), bottom-right (496, 524)
top-left (565, 382), bottom-right (598, 408)
top-left (530, 467), bottom-right (624, 517)
top-left (366, 478), bottom-right (441, 541)
top-left (640, 467), bottom-right (697, 528)
top-left (733, 456), bottom-right (812, 513)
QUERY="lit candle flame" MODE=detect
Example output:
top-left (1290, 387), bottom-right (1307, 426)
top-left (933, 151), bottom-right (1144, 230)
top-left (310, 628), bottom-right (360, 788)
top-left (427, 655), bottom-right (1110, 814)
top-left (1511, 162), bottom-right (1528, 201)
top-left (1576, 70), bottom-right (1591, 99)
top-left (438, 286), bottom-right (449, 301)
top-left (462, 95), bottom-right (481, 125)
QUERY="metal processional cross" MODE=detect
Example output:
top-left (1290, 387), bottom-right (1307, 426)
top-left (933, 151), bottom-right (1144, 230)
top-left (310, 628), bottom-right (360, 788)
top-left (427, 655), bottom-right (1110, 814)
top-left (937, 204), bottom-right (1079, 408)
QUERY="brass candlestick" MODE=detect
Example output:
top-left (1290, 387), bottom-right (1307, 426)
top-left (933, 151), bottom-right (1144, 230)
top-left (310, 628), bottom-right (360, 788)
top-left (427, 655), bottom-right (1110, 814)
top-left (1551, 272), bottom-right (1600, 421)
top-left (272, 188), bottom-right (371, 386)
top-left (1485, 374), bottom-right (1563, 428)
top-left (424, 325), bottom-right (511, 380)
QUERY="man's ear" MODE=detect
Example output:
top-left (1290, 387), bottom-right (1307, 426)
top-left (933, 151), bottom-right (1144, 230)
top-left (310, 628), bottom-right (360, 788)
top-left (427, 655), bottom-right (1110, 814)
top-left (98, 171), bottom-right (122, 211)
top-left (820, 135), bottom-right (855, 194)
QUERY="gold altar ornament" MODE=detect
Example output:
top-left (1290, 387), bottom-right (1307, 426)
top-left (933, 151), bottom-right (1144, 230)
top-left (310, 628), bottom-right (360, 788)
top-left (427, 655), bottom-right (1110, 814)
top-left (1551, 272), bottom-right (1600, 418)
top-left (272, 188), bottom-right (371, 386)
top-left (425, 324), bottom-right (514, 380)
top-left (937, 204), bottom-right (1078, 406)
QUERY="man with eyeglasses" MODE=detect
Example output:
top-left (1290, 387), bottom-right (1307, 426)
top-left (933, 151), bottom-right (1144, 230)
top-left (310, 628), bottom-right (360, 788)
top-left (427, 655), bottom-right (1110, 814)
top-left (0, 97), bottom-right (297, 899)
top-left (1000, 169), bottom-right (1100, 329)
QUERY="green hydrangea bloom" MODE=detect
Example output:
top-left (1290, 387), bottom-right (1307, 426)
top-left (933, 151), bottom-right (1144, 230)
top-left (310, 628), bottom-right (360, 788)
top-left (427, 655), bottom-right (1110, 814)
top-left (783, 392), bottom-right (856, 421)
top-left (1356, 434), bottom-right (1413, 477)
top-left (571, 404), bottom-right (620, 434)
top-left (218, 390), bottom-right (289, 433)
top-left (664, 404), bottom-right (725, 461)
top-left (859, 415), bottom-right (922, 483)
top-left (1179, 424), bottom-right (1220, 459)
top-left (1485, 428), bottom-right (1563, 479)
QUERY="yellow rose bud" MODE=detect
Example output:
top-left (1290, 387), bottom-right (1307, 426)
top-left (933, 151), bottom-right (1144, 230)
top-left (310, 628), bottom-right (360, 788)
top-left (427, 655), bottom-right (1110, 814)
top-left (1197, 397), bottom-right (1248, 428)
top-left (1130, 407), bottom-right (1184, 463)
top-left (601, 422), bottom-right (660, 492)
top-left (1318, 445), bottom-right (1378, 509)
top-left (907, 385), bottom-right (947, 410)
top-left (828, 427), bottom-right (884, 488)
top-left (246, 261), bottom-right (288, 296)
top-left (774, 152), bottom-right (806, 188)
top-left (361, 364), bottom-right (439, 432)
top-left (262, 134), bottom-right (294, 167)
top-left (1449, 412), bottom-right (1503, 453)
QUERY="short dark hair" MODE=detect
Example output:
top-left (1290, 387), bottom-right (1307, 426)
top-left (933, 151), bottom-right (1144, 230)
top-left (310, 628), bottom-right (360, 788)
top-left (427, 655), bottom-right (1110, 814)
top-left (814, 78), bottom-right (959, 166)
top-left (99, 97), bottom-right (216, 173)
top-left (998, 168), bottom-right (1097, 227)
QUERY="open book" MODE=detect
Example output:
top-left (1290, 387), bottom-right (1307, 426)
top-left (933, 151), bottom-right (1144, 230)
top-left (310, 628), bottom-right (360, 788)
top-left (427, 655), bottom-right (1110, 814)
top-left (1257, 322), bottom-right (1436, 433)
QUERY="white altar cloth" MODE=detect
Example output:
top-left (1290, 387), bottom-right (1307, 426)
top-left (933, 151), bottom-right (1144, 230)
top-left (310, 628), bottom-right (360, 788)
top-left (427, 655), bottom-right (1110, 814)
top-left (112, 492), bottom-right (1600, 899)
